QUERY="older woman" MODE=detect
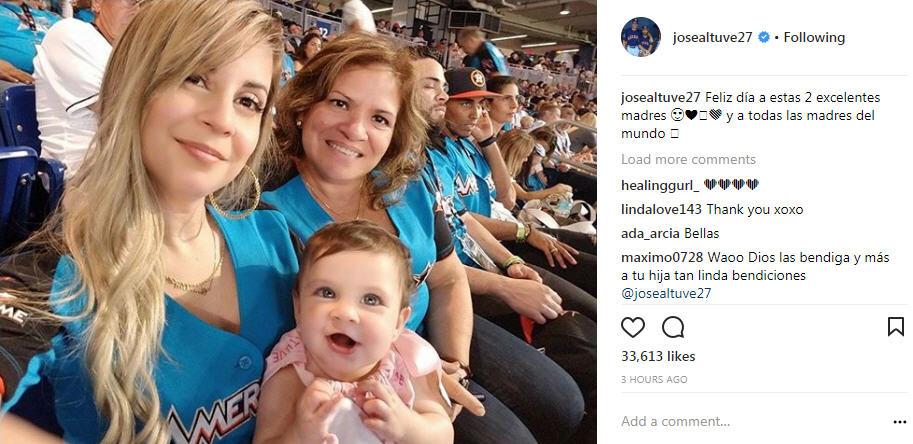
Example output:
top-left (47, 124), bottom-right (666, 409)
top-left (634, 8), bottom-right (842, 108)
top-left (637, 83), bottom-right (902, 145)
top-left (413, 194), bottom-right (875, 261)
top-left (0, 1), bottom-right (296, 443)
top-left (263, 32), bottom-right (584, 444)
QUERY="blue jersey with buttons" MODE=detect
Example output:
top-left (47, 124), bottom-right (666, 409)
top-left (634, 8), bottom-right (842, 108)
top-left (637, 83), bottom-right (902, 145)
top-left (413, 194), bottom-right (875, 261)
top-left (0, 208), bottom-right (298, 444)
top-left (263, 174), bottom-right (435, 332)
top-left (639, 35), bottom-right (652, 49)
top-left (0, 3), bottom-right (59, 73)
top-left (444, 135), bottom-right (496, 218)
top-left (622, 28), bottom-right (640, 47)
top-left (423, 145), bottom-right (473, 265)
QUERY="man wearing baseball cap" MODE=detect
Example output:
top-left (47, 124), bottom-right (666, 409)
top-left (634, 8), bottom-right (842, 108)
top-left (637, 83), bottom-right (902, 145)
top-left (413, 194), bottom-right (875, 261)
top-left (440, 68), bottom-right (516, 214)
top-left (441, 67), bottom-right (594, 272)
top-left (622, 19), bottom-right (641, 57)
top-left (441, 66), bottom-right (590, 259)
top-left (427, 64), bottom-right (598, 444)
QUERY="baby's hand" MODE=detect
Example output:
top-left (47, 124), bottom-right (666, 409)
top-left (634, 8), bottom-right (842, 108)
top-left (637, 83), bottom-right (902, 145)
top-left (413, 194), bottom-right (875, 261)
top-left (295, 378), bottom-right (344, 444)
top-left (357, 379), bottom-right (416, 442)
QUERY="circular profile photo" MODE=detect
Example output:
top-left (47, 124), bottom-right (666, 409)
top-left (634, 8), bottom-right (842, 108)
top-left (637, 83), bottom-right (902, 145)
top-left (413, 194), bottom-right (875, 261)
top-left (621, 17), bottom-right (661, 57)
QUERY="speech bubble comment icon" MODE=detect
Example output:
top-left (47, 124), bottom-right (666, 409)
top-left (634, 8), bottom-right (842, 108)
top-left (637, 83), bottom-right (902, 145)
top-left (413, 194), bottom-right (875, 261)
top-left (662, 316), bottom-right (685, 338)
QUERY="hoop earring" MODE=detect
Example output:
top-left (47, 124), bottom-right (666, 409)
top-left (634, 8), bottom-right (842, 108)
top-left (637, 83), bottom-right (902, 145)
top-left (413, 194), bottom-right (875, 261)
top-left (208, 165), bottom-right (261, 220)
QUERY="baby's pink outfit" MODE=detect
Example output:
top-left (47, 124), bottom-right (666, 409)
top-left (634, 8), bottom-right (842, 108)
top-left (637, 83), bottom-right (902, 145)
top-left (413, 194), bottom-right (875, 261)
top-left (263, 329), bottom-right (446, 443)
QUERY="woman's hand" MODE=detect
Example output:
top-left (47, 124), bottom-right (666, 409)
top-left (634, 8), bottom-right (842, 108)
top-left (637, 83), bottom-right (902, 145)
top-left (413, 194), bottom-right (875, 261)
top-left (547, 184), bottom-right (573, 195)
top-left (439, 362), bottom-right (485, 419)
top-left (498, 277), bottom-right (564, 324)
top-left (441, 360), bottom-right (469, 384)
top-left (572, 152), bottom-right (595, 163)
top-left (527, 229), bottom-right (578, 268)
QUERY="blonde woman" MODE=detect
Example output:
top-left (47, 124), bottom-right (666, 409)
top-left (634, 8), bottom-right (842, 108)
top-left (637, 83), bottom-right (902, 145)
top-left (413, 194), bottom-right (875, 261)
top-left (497, 129), bottom-right (572, 202)
top-left (0, 1), bottom-right (298, 443)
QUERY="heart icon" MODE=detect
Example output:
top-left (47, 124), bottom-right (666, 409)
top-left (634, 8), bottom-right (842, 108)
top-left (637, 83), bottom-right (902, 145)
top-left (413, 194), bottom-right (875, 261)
top-left (704, 178), bottom-right (716, 190)
top-left (709, 109), bottom-right (722, 120)
top-left (747, 178), bottom-right (759, 190)
top-left (621, 317), bottom-right (645, 338)
top-left (719, 179), bottom-right (731, 190)
top-left (685, 110), bottom-right (697, 120)
top-left (733, 178), bottom-right (744, 190)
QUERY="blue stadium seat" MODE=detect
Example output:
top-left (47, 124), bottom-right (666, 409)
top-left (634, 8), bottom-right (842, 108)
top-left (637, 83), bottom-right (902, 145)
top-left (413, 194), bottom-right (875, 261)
top-left (29, 157), bottom-right (67, 231)
top-left (0, 85), bottom-right (41, 154)
top-left (0, 146), bottom-right (37, 251)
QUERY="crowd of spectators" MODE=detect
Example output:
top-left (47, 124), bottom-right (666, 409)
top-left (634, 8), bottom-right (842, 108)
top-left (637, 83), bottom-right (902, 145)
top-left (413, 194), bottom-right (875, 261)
top-left (271, 2), bottom-right (598, 91)
top-left (506, 50), bottom-right (596, 78)
top-left (515, 79), bottom-right (597, 124)
top-left (1, 1), bottom-right (596, 180)
top-left (500, 78), bottom-right (598, 203)
top-left (0, 1), bottom-right (599, 442)
top-left (275, 0), bottom-right (343, 17)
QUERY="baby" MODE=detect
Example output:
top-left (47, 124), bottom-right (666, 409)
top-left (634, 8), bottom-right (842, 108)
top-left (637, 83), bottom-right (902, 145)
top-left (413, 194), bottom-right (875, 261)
top-left (253, 221), bottom-right (454, 444)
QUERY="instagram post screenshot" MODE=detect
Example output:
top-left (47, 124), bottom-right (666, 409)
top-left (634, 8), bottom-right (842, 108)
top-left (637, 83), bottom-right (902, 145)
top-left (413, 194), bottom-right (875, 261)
top-left (606, 1), bottom-right (911, 443)
top-left (1, 1), bottom-right (602, 444)
top-left (1, 0), bottom-right (907, 443)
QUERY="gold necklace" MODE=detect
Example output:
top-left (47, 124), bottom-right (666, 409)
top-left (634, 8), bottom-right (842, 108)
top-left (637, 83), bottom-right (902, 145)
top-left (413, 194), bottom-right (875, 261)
top-left (165, 219), bottom-right (223, 295)
top-left (302, 173), bottom-right (365, 221)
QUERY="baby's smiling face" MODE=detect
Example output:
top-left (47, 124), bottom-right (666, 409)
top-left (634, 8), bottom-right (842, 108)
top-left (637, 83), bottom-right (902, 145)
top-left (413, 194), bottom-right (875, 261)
top-left (294, 250), bottom-right (411, 382)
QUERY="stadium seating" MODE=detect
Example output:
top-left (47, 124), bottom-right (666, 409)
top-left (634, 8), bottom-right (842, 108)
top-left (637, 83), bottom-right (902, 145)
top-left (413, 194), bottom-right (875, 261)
top-left (0, 146), bottom-right (37, 251)
top-left (30, 157), bottom-right (67, 231)
top-left (0, 85), bottom-right (41, 154)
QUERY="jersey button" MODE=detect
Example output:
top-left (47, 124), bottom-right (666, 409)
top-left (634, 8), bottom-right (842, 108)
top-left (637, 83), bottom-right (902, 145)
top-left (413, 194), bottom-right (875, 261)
top-left (238, 355), bottom-right (252, 370)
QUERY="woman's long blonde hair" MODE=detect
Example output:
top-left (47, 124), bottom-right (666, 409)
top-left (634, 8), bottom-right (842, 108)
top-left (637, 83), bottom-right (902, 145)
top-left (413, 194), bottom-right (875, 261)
top-left (12, 1), bottom-right (283, 442)
top-left (497, 129), bottom-right (537, 178)
top-left (274, 31), bottom-right (428, 209)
